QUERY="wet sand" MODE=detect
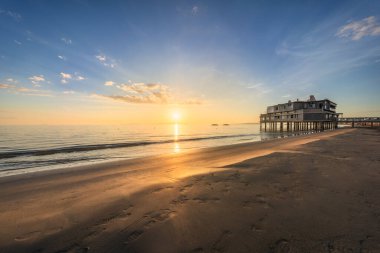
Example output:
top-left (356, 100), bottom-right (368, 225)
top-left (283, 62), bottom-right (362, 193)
top-left (0, 128), bottom-right (379, 253)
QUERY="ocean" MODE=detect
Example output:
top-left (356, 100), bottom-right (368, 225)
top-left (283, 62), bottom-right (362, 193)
top-left (0, 124), bottom-right (305, 177)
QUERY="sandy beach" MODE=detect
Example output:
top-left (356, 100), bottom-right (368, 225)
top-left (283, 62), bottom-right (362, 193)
top-left (0, 128), bottom-right (379, 253)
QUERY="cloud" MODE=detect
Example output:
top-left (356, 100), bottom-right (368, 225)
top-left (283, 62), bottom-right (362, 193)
top-left (98, 82), bottom-right (203, 105)
top-left (18, 87), bottom-right (53, 97)
top-left (0, 9), bottom-right (22, 21)
top-left (60, 72), bottom-right (72, 79)
top-left (28, 75), bottom-right (45, 85)
top-left (0, 82), bottom-right (52, 97)
top-left (22, 87), bottom-right (51, 95)
top-left (182, 98), bottom-right (203, 105)
top-left (95, 54), bottom-right (116, 68)
top-left (14, 40), bottom-right (22, 45)
top-left (246, 83), bottom-right (272, 95)
top-left (61, 37), bottom-right (72, 45)
top-left (60, 72), bottom-right (85, 83)
top-left (336, 16), bottom-right (380, 40)
top-left (273, 14), bottom-right (380, 94)
top-left (247, 83), bottom-right (263, 89)
top-left (192, 6), bottom-right (199, 15)
top-left (6, 78), bottom-right (17, 83)
top-left (104, 81), bottom-right (115, 86)
top-left (60, 72), bottom-right (71, 83)
top-left (113, 82), bottom-right (170, 103)
top-left (58, 55), bottom-right (66, 60)
top-left (0, 83), bottom-right (14, 89)
top-left (17, 87), bottom-right (39, 92)
top-left (63, 90), bottom-right (75, 94)
top-left (96, 55), bottom-right (106, 62)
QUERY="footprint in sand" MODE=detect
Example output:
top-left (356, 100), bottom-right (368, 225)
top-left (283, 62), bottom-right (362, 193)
top-left (193, 196), bottom-right (220, 204)
top-left (181, 182), bottom-right (193, 189)
top-left (190, 247), bottom-right (204, 252)
top-left (211, 230), bottom-right (232, 252)
top-left (14, 231), bottom-right (41, 241)
top-left (152, 186), bottom-right (174, 193)
top-left (269, 239), bottom-right (290, 253)
top-left (171, 194), bottom-right (189, 205)
top-left (143, 208), bottom-right (177, 228)
top-left (250, 224), bottom-right (263, 232)
top-left (124, 230), bottom-right (144, 244)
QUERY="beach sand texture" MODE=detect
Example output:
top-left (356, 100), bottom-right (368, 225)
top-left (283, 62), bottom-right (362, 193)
top-left (0, 128), bottom-right (379, 253)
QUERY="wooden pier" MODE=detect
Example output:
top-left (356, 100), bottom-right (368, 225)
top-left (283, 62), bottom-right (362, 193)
top-left (260, 120), bottom-right (337, 132)
top-left (338, 117), bottom-right (380, 128)
top-left (260, 95), bottom-right (339, 132)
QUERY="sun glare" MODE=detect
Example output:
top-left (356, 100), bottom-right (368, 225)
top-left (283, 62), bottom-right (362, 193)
top-left (172, 111), bottom-right (181, 122)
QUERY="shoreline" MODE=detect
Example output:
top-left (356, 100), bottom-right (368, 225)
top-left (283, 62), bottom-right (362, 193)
top-left (1, 128), bottom-right (380, 252)
top-left (0, 128), bottom-right (345, 180)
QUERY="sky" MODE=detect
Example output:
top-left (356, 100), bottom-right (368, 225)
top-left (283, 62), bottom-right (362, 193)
top-left (0, 0), bottom-right (379, 125)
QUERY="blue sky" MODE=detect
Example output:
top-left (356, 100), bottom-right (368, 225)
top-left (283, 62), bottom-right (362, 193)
top-left (0, 0), bottom-right (379, 124)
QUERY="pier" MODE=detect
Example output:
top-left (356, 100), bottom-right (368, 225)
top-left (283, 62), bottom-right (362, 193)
top-left (338, 117), bottom-right (380, 128)
top-left (260, 95), bottom-right (339, 132)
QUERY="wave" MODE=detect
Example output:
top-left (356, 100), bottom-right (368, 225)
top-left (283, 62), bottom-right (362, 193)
top-left (0, 133), bottom-right (258, 159)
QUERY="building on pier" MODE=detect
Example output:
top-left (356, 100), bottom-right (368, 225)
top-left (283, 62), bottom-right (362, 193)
top-left (260, 95), bottom-right (340, 132)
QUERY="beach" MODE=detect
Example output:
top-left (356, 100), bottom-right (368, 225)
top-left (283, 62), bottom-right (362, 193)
top-left (0, 127), bottom-right (379, 252)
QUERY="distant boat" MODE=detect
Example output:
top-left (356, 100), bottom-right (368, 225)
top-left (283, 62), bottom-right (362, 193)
top-left (211, 124), bottom-right (218, 126)
top-left (223, 124), bottom-right (230, 126)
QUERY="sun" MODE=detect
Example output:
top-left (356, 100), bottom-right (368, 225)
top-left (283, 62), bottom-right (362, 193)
top-left (172, 111), bottom-right (181, 122)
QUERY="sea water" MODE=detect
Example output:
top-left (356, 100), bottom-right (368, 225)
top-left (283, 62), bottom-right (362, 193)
top-left (0, 124), bottom-right (306, 177)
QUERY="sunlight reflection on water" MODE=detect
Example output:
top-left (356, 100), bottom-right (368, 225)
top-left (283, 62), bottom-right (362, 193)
top-left (0, 123), bottom-right (304, 176)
